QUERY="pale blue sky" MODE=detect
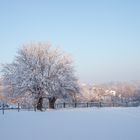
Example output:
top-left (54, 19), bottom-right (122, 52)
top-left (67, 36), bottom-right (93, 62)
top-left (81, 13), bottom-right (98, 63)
top-left (0, 0), bottom-right (140, 83)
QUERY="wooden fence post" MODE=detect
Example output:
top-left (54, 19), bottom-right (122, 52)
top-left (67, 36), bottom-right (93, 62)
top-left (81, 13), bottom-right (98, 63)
top-left (18, 103), bottom-right (20, 112)
top-left (2, 103), bottom-right (4, 115)
top-left (34, 105), bottom-right (36, 112)
top-left (99, 102), bottom-right (102, 107)
top-left (126, 101), bottom-right (128, 107)
top-left (75, 103), bottom-right (77, 108)
top-left (63, 102), bottom-right (65, 108)
top-left (112, 102), bottom-right (114, 107)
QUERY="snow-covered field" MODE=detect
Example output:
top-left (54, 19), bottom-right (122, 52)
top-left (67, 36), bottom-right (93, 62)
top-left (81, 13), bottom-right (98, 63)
top-left (0, 107), bottom-right (140, 140)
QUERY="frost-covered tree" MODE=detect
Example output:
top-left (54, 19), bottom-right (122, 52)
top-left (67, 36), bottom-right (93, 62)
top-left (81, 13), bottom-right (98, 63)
top-left (2, 43), bottom-right (80, 110)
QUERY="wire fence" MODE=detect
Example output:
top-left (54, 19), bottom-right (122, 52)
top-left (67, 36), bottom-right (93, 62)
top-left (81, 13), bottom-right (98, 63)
top-left (0, 101), bottom-right (140, 114)
top-left (55, 101), bottom-right (140, 109)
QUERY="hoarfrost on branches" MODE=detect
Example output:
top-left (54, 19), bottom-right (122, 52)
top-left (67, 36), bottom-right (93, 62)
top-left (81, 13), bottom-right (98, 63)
top-left (2, 43), bottom-right (80, 110)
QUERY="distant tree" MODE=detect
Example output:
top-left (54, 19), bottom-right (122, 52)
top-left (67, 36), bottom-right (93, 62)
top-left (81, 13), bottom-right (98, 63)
top-left (0, 79), bottom-right (3, 102)
top-left (2, 43), bottom-right (80, 110)
top-left (0, 79), bottom-right (2, 94)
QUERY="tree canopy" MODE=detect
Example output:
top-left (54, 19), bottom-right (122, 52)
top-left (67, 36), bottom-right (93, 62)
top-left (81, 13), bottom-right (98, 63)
top-left (2, 43), bottom-right (80, 110)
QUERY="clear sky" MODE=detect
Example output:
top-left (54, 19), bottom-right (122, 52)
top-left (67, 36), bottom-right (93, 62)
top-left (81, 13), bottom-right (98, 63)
top-left (0, 0), bottom-right (140, 83)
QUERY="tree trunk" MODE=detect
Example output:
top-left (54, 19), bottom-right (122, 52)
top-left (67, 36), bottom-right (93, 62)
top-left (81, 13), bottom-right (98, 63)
top-left (37, 97), bottom-right (43, 111)
top-left (48, 97), bottom-right (56, 109)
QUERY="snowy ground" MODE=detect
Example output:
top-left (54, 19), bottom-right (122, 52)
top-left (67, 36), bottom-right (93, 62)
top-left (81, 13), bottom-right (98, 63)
top-left (0, 107), bottom-right (140, 140)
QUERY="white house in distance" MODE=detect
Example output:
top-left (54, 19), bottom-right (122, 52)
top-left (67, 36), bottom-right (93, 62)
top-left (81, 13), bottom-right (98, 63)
top-left (101, 90), bottom-right (116, 102)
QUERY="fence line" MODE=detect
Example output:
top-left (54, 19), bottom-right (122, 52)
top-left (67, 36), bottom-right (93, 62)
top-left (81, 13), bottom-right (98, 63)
top-left (0, 101), bottom-right (140, 114)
